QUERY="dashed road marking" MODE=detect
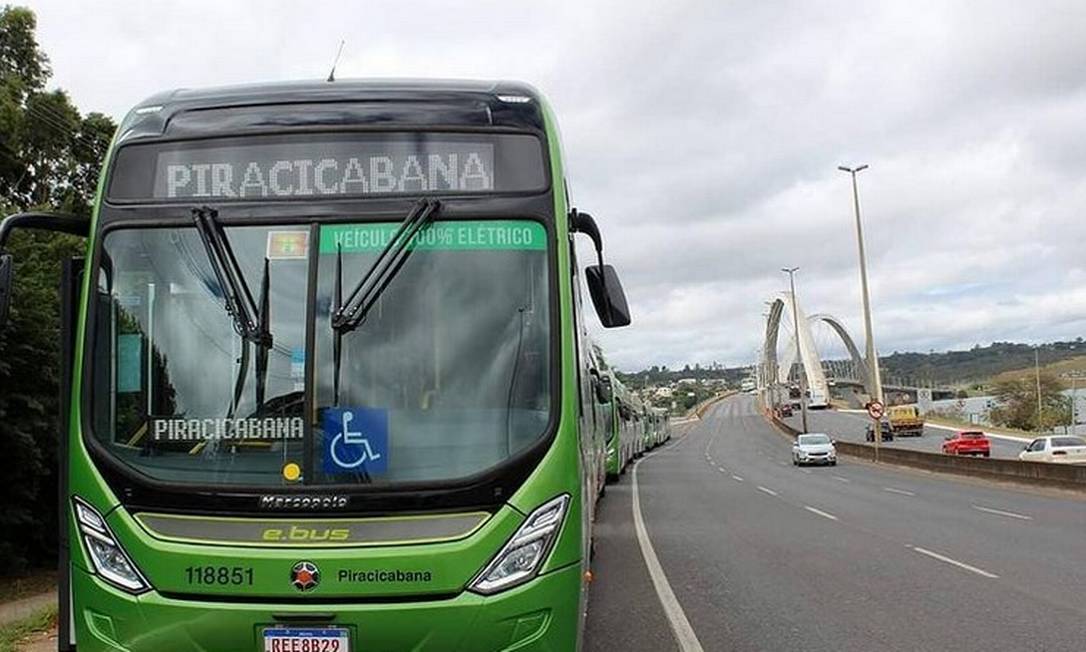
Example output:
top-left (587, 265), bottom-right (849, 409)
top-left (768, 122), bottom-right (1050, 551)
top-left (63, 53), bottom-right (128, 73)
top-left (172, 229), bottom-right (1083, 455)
top-left (631, 460), bottom-right (706, 652)
top-left (731, 474), bottom-right (744, 482)
top-left (883, 487), bottom-right (916, 497)
top-left (908, 545), bottom-right (999, 579)
top-left (832, 476), bottom-right (851, 483)
top-left (972, 505), bottom-right (1032, 521)
top-left (757, 486), bottom-right (779, 497)
top-left (803, 506), bottom-right (839, 521)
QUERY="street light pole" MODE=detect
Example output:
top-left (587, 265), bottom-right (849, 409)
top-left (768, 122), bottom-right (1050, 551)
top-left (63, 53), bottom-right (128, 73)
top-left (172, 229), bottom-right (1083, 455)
top-left (1035, 348), bottom-right (1043, 433)
top-left (782, 266), bottom-right (808, 433)
top-left (1071, 374), bottom-right (1078, 435)
top-left (838, 164), bottom-right (883, 404)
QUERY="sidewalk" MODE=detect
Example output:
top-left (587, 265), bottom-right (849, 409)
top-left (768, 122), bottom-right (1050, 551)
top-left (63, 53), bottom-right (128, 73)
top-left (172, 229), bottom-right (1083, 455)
top-left (16, 630), bottom-right (56, 652)
top-left (0, 591), bottom-right (55, 628)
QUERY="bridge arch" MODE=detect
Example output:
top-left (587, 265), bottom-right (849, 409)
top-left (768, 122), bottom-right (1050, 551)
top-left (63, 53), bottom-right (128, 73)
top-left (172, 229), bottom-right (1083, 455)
top-left (762, 295), bottom-right (829, 404)
top-left (807, 313), bottom-right (872, 395)
top-left (763, 298), bottom-right (873, 399)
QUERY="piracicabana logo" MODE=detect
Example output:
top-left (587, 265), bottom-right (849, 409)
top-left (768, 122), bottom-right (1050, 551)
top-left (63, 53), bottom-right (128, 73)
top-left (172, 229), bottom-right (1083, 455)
top-left (290, 561), bottom-right (320, 592)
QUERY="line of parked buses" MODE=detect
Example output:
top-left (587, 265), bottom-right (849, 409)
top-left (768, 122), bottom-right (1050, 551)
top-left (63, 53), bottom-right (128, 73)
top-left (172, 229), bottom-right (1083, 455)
top-left (590, 361), bottom-right (673, 487)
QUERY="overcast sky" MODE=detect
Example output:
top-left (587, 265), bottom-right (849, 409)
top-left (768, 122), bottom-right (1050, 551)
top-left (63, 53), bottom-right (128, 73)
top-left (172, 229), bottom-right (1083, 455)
top-left (28, 0), bottom-right (1086, 371)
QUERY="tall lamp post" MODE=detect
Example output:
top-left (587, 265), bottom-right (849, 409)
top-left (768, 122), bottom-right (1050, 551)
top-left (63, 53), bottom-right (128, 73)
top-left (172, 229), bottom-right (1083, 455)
top-left (781, 266), bottom-right (808, 433)
top-left (838, 164), bottom-right (884, 405)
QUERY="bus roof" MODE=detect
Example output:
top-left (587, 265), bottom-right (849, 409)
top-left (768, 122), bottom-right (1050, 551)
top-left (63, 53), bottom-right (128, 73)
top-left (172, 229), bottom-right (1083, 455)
top-left (118, 78), bottom-right (549, 144)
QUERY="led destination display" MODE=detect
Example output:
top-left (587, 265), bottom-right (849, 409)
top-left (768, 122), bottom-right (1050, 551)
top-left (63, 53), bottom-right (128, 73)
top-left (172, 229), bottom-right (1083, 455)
top-left (107, 133), bottom-right (547, 201)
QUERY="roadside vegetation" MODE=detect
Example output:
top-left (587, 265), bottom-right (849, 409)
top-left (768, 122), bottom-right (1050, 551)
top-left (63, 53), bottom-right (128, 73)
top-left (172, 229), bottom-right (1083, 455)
top-left (987, 374), bottom-right (1072, 432)
top-left (0, 606), bottom-right (56, 652)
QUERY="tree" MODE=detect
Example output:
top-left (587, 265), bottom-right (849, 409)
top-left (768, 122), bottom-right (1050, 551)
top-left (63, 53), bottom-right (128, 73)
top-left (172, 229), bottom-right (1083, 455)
top-left (988, 373), bottom-right (1071, 432)
top-left (0, 5), bottom-right (115, 568)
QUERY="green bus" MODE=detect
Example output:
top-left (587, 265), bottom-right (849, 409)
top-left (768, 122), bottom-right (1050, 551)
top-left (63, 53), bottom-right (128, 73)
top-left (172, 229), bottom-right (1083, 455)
top-left (0, 80), bottom-right (631, 651)
top-left (603, 372), bottom-right (638, 480)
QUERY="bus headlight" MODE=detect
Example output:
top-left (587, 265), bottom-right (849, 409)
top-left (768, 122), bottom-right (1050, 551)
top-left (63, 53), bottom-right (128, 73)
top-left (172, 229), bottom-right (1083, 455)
top-left (73, 497), bottom-right (150, 594)
top-left (469, 494), bottom-right (569, 595)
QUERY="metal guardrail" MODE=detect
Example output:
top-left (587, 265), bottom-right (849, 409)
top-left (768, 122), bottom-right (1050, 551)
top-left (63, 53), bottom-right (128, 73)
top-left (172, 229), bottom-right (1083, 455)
top-left (765, 410), bottom-right (1086, 490)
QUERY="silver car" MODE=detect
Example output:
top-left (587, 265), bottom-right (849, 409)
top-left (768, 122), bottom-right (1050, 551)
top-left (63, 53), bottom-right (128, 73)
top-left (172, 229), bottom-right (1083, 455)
top-left (792, 433), bottom-right (837, 466)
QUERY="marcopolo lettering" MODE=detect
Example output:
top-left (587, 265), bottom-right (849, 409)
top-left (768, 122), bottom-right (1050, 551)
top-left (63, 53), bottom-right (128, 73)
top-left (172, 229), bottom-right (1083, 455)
top-left (258, 495), bottom-right (350, 510)
top-left (151, 416), bottom-right (304, 442)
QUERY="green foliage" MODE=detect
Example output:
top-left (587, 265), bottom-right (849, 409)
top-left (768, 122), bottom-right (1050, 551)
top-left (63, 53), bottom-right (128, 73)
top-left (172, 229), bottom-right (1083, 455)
top-left (0, 228), bottom-right (83, 567)
top-left (0, 5), bottom-right (114, 568)
top-left (988, 373), bottom-right (1071, 432)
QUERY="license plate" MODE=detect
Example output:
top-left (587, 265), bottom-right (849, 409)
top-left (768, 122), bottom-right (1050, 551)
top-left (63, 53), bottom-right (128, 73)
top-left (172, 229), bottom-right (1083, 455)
top-left (263, 628), bottom-right (349, 652)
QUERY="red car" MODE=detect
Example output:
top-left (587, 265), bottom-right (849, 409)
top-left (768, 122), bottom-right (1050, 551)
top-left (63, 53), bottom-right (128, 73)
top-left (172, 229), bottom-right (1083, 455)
top-left (942, 430), bottom-right (991, 457)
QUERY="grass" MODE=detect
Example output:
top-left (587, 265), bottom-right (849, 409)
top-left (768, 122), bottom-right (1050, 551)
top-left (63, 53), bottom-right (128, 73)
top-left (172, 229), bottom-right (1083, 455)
top-left (990, 354), bottom-right (1086, 389)
top-left (0, 572), bottom-right (56, 605)
top-left (0, 606), bottom-right (56, 652)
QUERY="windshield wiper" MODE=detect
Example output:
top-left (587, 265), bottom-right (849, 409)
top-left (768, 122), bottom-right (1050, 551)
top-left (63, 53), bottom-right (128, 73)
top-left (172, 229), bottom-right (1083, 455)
top-left (192, 207), bottom-right (274, 411)
top-left (331, 198), bottom-right (441, 334)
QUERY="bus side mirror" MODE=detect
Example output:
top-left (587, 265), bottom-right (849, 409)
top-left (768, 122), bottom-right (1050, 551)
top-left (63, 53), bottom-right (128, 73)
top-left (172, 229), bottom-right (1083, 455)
top-left (0, 212), bottom-right (91, 327)
top-left (0, 254), bottom-right (12, 326)
top-left (597, 375), bottom-right (614, 404)
top-left (571, 209), bottom-right (631, 328)
top-left (586, 264), bottom-right (631, 328)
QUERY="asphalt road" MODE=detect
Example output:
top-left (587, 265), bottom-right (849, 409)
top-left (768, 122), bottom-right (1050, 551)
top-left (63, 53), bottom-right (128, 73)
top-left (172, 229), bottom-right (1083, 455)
top-left (584, 395), bottom-right (1086, 651)
top-left (781, 407), bottom-right (1028, 459)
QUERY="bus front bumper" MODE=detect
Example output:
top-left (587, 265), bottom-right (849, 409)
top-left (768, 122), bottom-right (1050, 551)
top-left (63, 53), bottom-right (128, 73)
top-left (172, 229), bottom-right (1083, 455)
top-left (73, 562), bottom-right (582, 652)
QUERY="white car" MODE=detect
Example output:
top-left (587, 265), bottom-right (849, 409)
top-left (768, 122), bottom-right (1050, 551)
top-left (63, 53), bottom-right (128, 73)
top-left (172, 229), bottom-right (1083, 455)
top-left (793, 433), bottom-right (837, 466)
top-left (1019, 436), bottom-right (1086, 464)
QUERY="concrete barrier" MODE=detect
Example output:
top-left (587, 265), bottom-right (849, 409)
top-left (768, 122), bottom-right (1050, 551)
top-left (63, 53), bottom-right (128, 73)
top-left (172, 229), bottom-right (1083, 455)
top-left (766, 412), bottom-right (1086, 490)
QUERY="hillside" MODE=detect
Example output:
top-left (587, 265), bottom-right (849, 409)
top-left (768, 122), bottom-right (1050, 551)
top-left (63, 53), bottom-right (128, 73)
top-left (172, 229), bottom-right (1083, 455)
top-left (877, 340), bottom-right (1086, 386)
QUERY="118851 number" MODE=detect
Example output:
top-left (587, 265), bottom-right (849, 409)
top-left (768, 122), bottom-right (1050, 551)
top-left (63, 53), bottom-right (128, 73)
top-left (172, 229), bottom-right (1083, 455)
top-left (185, 565), bottom-right (254, 586)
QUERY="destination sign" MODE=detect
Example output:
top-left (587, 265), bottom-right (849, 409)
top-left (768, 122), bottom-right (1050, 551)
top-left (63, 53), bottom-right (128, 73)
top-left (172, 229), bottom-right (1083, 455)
top-left (151, 416), bottom-right (305, 442)
top-left (155, 141), bottom-right (495, 199)
top-left (109, 133), bottom-right (546, 201)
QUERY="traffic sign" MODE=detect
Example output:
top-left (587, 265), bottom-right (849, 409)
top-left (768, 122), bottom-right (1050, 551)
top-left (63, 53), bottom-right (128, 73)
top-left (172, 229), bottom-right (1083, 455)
top-left (867, 400), bottom-right (884, 420)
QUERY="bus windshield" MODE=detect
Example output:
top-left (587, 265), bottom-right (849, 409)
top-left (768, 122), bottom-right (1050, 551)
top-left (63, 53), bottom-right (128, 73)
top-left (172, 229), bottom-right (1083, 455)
top-left (89, 219), bottom-right (552, 487)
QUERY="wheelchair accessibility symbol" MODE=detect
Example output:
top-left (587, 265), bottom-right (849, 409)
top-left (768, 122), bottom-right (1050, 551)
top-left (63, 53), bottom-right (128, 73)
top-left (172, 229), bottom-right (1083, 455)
top-left (322, 407), bottom-right (389, 474)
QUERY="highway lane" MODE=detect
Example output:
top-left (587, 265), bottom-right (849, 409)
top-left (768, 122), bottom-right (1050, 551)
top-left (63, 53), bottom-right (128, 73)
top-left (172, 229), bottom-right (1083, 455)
top-left (781, 407), bottom-right (1027, 459)
top-left (585, 395), bottom-right (1086, 651)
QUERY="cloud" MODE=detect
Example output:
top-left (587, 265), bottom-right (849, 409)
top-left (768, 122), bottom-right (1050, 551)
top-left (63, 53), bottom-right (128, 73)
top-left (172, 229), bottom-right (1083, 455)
top-left (29, 0), bottom-right (1086, 370)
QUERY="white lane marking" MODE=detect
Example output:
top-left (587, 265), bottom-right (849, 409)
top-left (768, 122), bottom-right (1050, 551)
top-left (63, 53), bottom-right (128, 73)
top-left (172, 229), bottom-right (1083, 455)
top-left (883, 487), bottom-right (916, 497)
top-left (757, 486), bottom-right (779, 497)
top-left (832, 476), bottom-right (851, 483)
top-left (717, 468), bottom-right (727, 473)
top-left (731, 474), bottom-right (745, 482)
top-left (801, 469), bottom-right (812, 475)
top-left (908, 545), bottom-right (999, 579)
top-left (777, 461), bottom-right (787, 466)
top-left (803, 506), bottom-right (839, 521)
top-left (923, 421), bottom-right (1031, 443)
top-left (631, 460), bottom-right (706, 652)
top-left (972, 505), bottom-right (1033, 521)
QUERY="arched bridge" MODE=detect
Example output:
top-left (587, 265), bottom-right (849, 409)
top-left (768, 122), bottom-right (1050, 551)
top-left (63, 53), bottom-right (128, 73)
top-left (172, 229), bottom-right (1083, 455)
top-left (763, 295), bottom-right (873, 404)
top-left (762, 296), bottom-right (954, 405)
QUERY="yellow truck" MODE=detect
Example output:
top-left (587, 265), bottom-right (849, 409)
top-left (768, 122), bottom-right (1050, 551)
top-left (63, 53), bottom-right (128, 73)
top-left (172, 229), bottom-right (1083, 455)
top-left (888, 405), bottom-right (924, 437)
